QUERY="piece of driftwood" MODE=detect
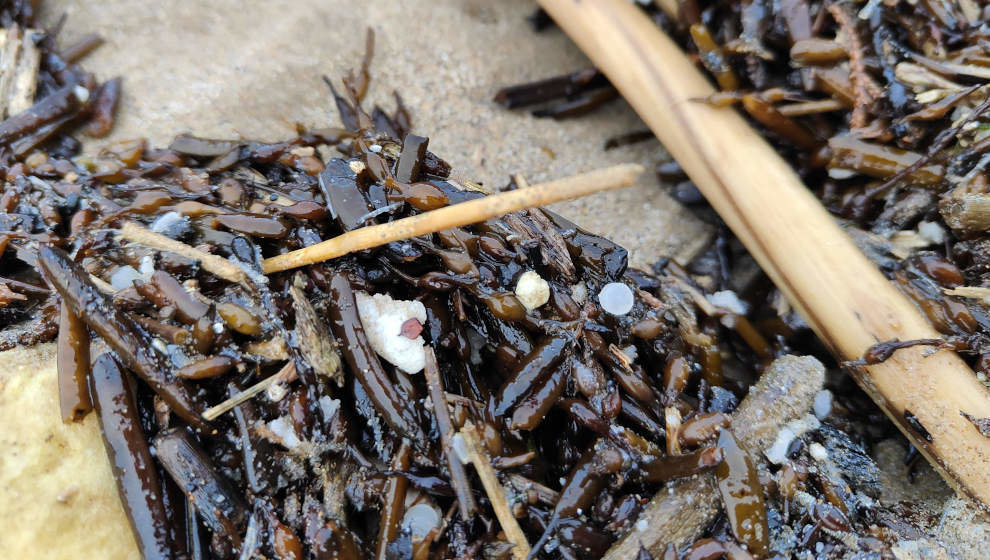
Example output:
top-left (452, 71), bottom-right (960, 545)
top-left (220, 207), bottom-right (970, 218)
top-left (604, 355), bottom-right (825, 558)
top-left (0, 27), bottom-right (41, 118)
top-left (537, 0), bottom-right (990, 508)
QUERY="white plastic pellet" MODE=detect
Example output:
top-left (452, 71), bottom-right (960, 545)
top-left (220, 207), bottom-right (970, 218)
top-left (598, 282), bottom-right (634, 315)
top-left (110, 266), bottom-right (143, 290)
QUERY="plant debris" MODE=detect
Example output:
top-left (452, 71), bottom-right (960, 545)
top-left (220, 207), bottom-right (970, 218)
top-left (496, 0), bottom-right (990, 558)
top-left (0, 2), bottom-right (973, 559)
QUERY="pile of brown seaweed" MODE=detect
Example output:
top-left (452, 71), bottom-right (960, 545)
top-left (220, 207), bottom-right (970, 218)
top-left (503, 1), bottom-right (990, 386)
top-left (0, 3), bottom-right (962, 560)
top-left (493, 0), bottom-right (990, 556)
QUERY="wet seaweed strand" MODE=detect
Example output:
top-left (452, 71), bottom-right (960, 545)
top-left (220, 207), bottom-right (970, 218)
top-left (0, 3), bottom-right (949, 559)
top-left (0, 35), bottom-right (758, 560)
top-left (501, 2), bottom-right (990, 378)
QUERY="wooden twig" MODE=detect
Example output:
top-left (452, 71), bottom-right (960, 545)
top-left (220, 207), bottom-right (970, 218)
top-left (776, 98), bottom-right (845, 117)
top-left (945, 286), bottom-right (990, 300)
top-left (261, 164), bottom-right (643, 273)
top-left (537, 0), bottom-right (990, 508)
top-left (119, 221), bottom-right (247, 284)
top-left (7, 28), bottom-right (39, 117)
top-left (941, 194), bottom-right (990, 231)
top-left (652, 0), bottom-right (678, 19)
top-left (423, 348), bottom-right (477, 519)
top-left (202, 361), bottom-right (295, 420)
top-left (828, 3), bottom-right (876, 129)
top-left (460, 422), bottom-right (530, 560)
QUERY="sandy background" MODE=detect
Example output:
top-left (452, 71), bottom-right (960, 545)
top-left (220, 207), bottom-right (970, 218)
top-left (40, 0), bottom-right (712, 270)
top-left (0, 0), bottom-right (984, 558)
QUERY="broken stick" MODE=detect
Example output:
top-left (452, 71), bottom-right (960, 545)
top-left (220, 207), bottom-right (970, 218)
top-left (261, 163), bottom-right (642, 273)
top-left (202, 361), bottom-right (296, 421)
top-left (460, 422), bottom-right (531, 560)
top-left (423, 348), bottom-right (478, 519)
top-left (120, 221), bottom-right (247, 284)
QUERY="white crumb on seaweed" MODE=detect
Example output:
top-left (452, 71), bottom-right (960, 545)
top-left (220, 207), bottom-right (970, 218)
top-left (515, 270), bottom-right (550, 311)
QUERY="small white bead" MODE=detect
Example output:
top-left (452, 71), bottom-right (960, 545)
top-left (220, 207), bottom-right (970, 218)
top-left (598, 282), bottom-right (634, 315)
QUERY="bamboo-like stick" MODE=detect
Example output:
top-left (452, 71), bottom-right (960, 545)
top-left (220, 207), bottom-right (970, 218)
top-left (120, 221), bottom-right (247, 284)
top-left (537, 0), bottom-right (990, 507)
top-left (260, 163), bottom-right (642, 274)
top-left (946, 286), bottom-right (990, 300)
top-left (202, 361), bottom-right (296, 420)
top-left (460, 422), bottom-right (531, 560)
top-left (7, 28), bottom-right (40, 117)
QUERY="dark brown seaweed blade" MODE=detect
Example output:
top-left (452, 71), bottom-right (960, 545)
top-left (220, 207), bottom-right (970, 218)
top-left (326, 271), bottom-right (424, 443)
top-left (493, 68), bottom-right (608, 109)
top-left (0, 80), bottom-right (82, 144)
top-left (715, 430), bottom-right (769, 556)
top-left (89, 353), bottom-right (174, 560)
top-left (38, 245), bottom-right (209, 431)
top-left (56, 302), bottom-right (92, 422)
top-left (154, 429), bottom-right (248, 543)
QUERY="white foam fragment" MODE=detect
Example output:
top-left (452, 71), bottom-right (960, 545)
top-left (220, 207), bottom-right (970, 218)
top-left (571, 282), bottom-right (588, 304)
top-left (268, 416), bottom-right (302, 450)
top-left (266, 382), bottom-right (288, 402)
top-left (598, 282), bottom-right (634, 315)
top-left (917, 221), bottom-right (946, 245)
top-left (139, 255), bottom-right (155, 279)
top-left (514, 270), bottom-right (550, 311)
top-left (319, 396), bottom-right (340, 420)
top-left (401, 503), bottom-right (441, 540)
top-left (792, 490), bottom-right (817, 513)
top-left (149, 211), bottom-right (180, 232)
top-left (110, 265), bottom-right (143, 290)
top-left (708, 290), bottom-right (749, 315)
top-left (765, 426), bottom-right (797, 465)
top-left (813, 389), bottom-right (833, 420)
top-left (451, 433), bottom-right (470, 464)
top-left (765, 414), bottom-right (821, 464)
top-left (828, 167), bottom-right (857, 180)
top-left (466, 328), bottom-right (486, 366)
top-left (635, 518), bottom-right (649, 532)
top-left (149, 211), bottom-right (187, 236)
top-left (355, 291), bottom-right (428, 374)
top-left (808, 443), bottom-right (829, 462)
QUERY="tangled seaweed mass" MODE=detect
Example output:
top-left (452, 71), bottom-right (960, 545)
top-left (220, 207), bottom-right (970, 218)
top-left (0, 1), bottom-right (982, 559)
